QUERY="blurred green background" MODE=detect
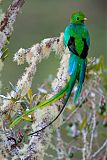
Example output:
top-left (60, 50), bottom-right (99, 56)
top-left (0, 0), bottom-right (107, 93)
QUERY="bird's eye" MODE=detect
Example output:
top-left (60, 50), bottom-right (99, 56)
top-left (76, 17), bottom-right (79, 20)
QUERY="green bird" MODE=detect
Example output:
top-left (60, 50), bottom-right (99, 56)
top-left (10, 11), bottom-right (90, 136)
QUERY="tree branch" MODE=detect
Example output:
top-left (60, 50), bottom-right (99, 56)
top-left (0, 0), bottom-right (25, 57)
top-left (1, 33), bottom-right (70, 159)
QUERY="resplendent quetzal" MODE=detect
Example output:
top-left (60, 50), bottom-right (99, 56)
top-left (10, 11), bottom-right (90, 136)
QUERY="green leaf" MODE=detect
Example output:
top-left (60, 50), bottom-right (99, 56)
top-left (22, 115), bottom-right (32, 121)
top-left (79, 117), bottom-right (87, 131)
top-left (28, 88), bottom-right (32, 100)
top-left (21, 102), bottom-right (27, 110)
top-left (1, 48), bottom-right (9, 61)
top-left (9, 81), bottom-right (16, 92)
top-left (6, 36), bottom-right (11, 45)
top-left (11, 97), bottom-right (20, 103)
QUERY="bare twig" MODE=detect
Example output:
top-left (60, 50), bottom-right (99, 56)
top-left (91, 140), bottom-right (107, 158)
top-left (56, 129), bottom-right (67, 160)
top-left (82, 130), bottom-right (88, 160)
top-left (87, 100), bottom-right (96, 159)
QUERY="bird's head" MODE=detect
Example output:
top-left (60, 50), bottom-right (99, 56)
top-left (70, 11), bottom-right (87, 24)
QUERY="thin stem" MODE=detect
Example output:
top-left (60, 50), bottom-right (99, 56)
top-left (87, 100), bottom-right (96, 159)
top-left (91, 140), bottom-right (107, 158)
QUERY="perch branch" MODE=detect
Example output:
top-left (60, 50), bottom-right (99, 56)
top-left (1, 33), bottom-right (70, 159)
top-left (1, 33), bottom-right (64, 112)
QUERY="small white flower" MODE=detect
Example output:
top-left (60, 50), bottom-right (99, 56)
top-left (91, 92), bottom-right (95, 97)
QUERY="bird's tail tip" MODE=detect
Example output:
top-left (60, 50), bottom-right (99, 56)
top-left (74, 85), bottom-right (82, 104)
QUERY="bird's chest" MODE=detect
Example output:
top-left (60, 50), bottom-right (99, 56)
top-left (72, 28), bottom-right (85, 55)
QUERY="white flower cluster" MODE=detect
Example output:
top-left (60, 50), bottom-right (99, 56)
top-left (13, 48), bottom-right (26, 65)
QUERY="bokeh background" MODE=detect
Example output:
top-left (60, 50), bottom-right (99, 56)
top-left (0, 0), bottom-right (107, 93)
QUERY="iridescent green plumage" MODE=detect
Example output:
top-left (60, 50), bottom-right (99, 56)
top-left (64, 11), bottom-right (90, 103)
top-left (10, 11), bottom-right (90, 135)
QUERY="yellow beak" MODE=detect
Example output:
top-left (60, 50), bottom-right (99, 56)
top-left (84, 17), bottom-right (88, 21)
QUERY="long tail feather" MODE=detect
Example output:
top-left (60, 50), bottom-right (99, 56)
top-left (10, 81), bottom-right (69, 128)
top-left (74, 59), bottom-right (86, 104)
top-left (28, 72), bottom-right (77, 136)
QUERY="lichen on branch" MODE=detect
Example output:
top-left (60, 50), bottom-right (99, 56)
top-left (0, 0), bottom-right (25, 58)
top-left (1, 33), bottom-right (70, 159)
